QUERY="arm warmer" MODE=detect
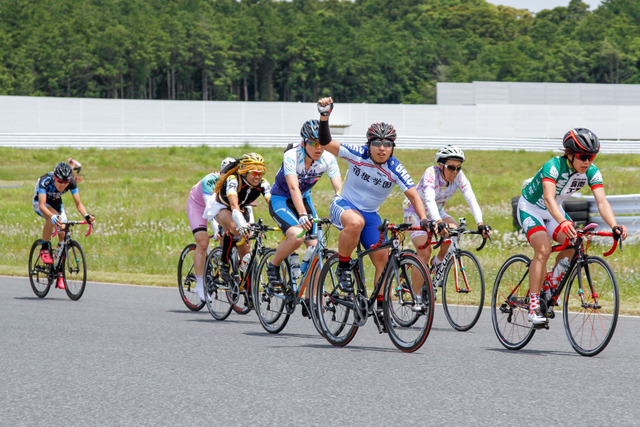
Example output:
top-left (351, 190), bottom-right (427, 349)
top-left (319, 120), bottom-right (332, 146)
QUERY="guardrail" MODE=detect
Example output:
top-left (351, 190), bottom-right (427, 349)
top-left (573, 193), bottom-right (640, 234)
top-left (1, 133), bottom-right (640, 152)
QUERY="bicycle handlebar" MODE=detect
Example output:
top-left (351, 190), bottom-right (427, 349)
top-left (419, 225), bottom-right (489, 252)
top-left (295, 217), bottom-right (332, 239)
top-left (370, 220), bottom-right (425, 250)
top-left (52, 220), bottom-right (93, 237)
top-left (551, 223), bottom-right (620, 256)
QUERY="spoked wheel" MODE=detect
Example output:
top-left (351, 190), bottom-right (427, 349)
top-left (177, 244), bottom-right (205, 311)
top-left (491, 254), bottom-right (535, 351)
top-left (63, 241), bottom-right (87, 300)
top-left (314, 253), bottom-right (359, 347)
top-left (252, 249), bottom-right (290, 334)
top-left (563, 256), bottom-right (619, 357)
top-left (28, 239), bottom-right (53, 298)
top-left (442, 250), bottom-right (485, 331)
top-left (204, 247), bottom-right (233, 321)
top-left (384, 253), bottom-right (434, 353)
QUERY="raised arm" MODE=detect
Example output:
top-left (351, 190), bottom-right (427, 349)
top-left (317, 97), bottom-right (341, 157)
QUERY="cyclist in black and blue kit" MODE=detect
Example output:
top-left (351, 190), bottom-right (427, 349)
top-left (32, 162), bottom-right (95, 273)
top-left (266, 119), bottom-right (342, 308)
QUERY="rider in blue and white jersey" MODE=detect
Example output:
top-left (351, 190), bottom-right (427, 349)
top-left (317, 97), bottom-right (430, 302)
top-left (32, 162), bottom-right (95, 268)
top-left (267, 119), bottom-right (342, 307)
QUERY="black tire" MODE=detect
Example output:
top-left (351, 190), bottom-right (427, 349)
top-left (442, 250), bottom-right (485, 331)
top-left (177, 244), bottom-right (205, 311)
top-left (563, 256), bottom-right (619, 356)
top-left (252, 249), bottom-right (290, 334)
top-left (309, 249), bottom-right (337, 337)
top-left (28, 239), bottom-right (53, 298)
top-left (384, 253), bottom-right (434, 353)
top-left (491, 254), bottom-right (536, 350)
top-left (204, 247), bottom-right (233, 321)
top-left (63, 240), bottom-right (87, 301)
top-left (314, 253), bottom-right (359, 347)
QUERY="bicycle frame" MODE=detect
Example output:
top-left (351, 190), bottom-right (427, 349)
top-left (52, 221), bottom-right (93, 272)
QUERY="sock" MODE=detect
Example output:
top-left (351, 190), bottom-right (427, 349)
top-left (430, 256), bottom-right (442, 269)
top-left (195, 275), bottom-right (203, 287)
top-left (42, 240), bottom-right (51, 251)
top-left (338, 254), bottom-right (351, 270)
top-left (529, 292), bottom-right (540, 313)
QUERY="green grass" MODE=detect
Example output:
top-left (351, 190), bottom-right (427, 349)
top-left (2, 146), bottom-right (640, 314)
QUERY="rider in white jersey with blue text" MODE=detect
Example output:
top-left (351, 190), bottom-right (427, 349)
top-left (267, 119), bottom-right (342, 311)
top-left (316, 97), bottom-right (431, 313)
top-left (516, 128), bottom-right (627, 324)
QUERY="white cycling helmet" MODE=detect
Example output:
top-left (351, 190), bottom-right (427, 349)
top-left (220, 156), bottom-right (236, 170)
top-left (435, 145), bottom-right (465, 163)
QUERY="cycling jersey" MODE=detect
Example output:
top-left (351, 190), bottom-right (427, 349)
top-left (68, 159), bottom-right (82, 169)
top-left (217, 173), bottom-right (271, 209)
top-left (522, 156), bottom-right (603, 209)
top-left (33, 173), bottom-right (78, 212)
top-left (271, 143), bottom-right (340, 198)
top-left (403, 165), bottom-right (483, 223)
top-left (190, 172), bottom-right (220, 207)
top-left (338, 143), bottom-right (414, 212)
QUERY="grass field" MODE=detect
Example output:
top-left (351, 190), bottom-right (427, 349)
top-left (2, 146), bottom-right (639, 314)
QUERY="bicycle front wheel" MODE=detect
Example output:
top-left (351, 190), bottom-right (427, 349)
top-left (28, 239), bottom-right (52, 298)
top-left (442, 250), bottom-right (485, 331)
top-left (253, 249), bottom-right (290, 334)
top-left (177, 244), bottom-right (205, 311)
top-left (314, 253), bottom-right (359, 347)
top-left (204, 247), bottom-right (233, 321)
top-left (491, 254), bottom-right (535, 351)
top-left (563, 256), bottom-right (619, 357)
top-left (63, 240), bottom-right (87, 300)
top-left (384, 253), bottom-right (434, 353)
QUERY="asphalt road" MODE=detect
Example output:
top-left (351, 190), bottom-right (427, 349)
top-left (2, 275), bottom-right (639, 426)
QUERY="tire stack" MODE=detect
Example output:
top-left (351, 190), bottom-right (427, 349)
top-left (512, 196), bottom-right (590, 229)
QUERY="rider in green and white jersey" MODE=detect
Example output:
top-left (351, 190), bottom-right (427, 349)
top-left (516, 128), bottom-right (627, 324)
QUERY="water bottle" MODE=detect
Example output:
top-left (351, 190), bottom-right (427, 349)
top-left (551, 257), bottom-right (570, 286)
top-left (239, 253), bottom-right (251, 275)
top-left (290, 253), bottom-right (301, 280)
top-left (300, 246), bottom-right (315, 275)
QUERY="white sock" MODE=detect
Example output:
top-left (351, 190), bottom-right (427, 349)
top-left (195, 275), bottom-right (203, 291)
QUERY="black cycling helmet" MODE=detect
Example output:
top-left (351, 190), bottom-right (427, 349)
top-left (53, 161), bottom-right (73, 181)
top-left (300, 119), bottom-right (320, 142)
top-left (366, 122), bottom-right (396, 145)
top-left (563, 128), bottom-right (600, 154)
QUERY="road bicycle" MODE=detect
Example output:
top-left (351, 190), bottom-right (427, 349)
top-left (491, 223), bottom-right (620, 356)
top-left (314, 220), bottom-right (435, 353)
top-left (203, 219), bottom-right (278, 321)
top-left (177, 233), bottom-right (217, 312)
top-left (28, 220), bottom-right (93, 300)
top-left (419, 218), bottom-right (489, 331)
top-left (253, 217), bottom-right (335, 334)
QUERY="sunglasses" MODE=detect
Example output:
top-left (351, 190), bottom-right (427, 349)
top-left (576, 153), bottom-right (596, 162)
top-left (55, 178), bottom-right (70, 184)
top-left (305, 139), bottom-right (321, 148)
top-left (246, 170), bottom-right (264, 177)
top-left (442, 164), bottom-right (462, 172)
top-left (370, 139), bottom-right (394, 148)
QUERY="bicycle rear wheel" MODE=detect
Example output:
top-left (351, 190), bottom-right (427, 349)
top-left (63, 240), bottom-right (87, 300)
top-left (563, 256), bottom-right (619, 357)
top-left (314, 253), bottom-right (359, 347)
top-left (491, 254), bottom-right (535, 350)
top-left (28, 239), bottom-right (53, 298)
top-left (204, 247), bottom-right (233, 321)
top-left (253, 249), bottom-right (290, 334)
top-left (177, 244), bottom-right (205, 311)
top-left (442, 250), bottom-right (485, 331)
top-left (384, 253), bottom-right (434, 353)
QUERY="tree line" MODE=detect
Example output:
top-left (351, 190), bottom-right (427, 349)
top-left (0, 0), bottom-right (638, 103)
